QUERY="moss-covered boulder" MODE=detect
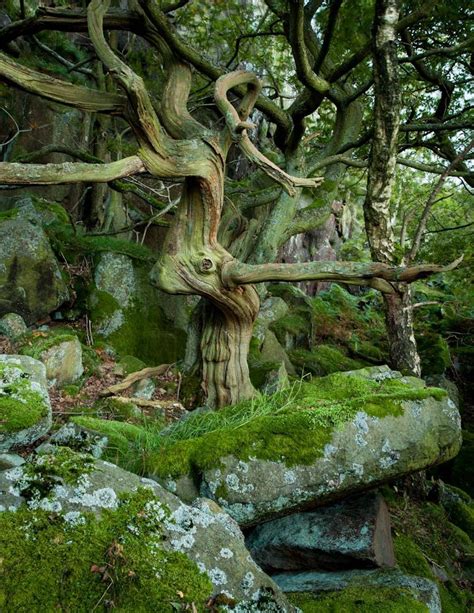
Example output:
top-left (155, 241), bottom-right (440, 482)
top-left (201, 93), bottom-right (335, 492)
top-left (114, 367), bottom-right (461, 527)
top-left (88, 252), bottom-right (186, 365)
top-left (0, 354), bottom-right (52, 452)
top-left (0, 200), bottom-right (69, 324)
top-left (289, 345), bottom-right (365, 376)
top-left (0, 448), bottom-right (293, 612)
top-left (280, 570), bottom-right (441, 612)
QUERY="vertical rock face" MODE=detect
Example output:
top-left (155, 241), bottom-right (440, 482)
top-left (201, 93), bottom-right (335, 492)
top-left (0, 354), bottom-right (52, 452)
top-left (246, 492), bottom-right (395, 572)
top-left (0, 205), bottom-right (69, 324)
top-left (88, 252), bottom-right (187, 364)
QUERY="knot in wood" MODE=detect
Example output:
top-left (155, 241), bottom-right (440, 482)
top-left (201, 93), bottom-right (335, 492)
top-left (199, 257), bottom-right (215, 273)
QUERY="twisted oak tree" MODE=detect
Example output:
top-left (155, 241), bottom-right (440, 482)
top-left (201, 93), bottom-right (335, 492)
top-left (0, 0), bottom-right (460, 407)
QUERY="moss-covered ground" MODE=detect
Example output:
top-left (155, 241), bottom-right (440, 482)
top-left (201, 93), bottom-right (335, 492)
top-left (0, 488), bottom-right (212, 612)
top-left (73, 372), bottom-right (446, 480)
top-left (287, 586), bottom-right (428, 612)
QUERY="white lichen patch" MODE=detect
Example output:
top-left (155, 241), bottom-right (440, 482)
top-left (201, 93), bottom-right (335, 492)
top-left (241, 571), bottom-right (255, 593)
top-left (354, 412), bottom-right (370, 447)
top-left (219, 547), bottom-right (234, 559)
top-left (208, 567), bottom-right (228, 586)
top-left (63, 511), bottom-right (86, 526)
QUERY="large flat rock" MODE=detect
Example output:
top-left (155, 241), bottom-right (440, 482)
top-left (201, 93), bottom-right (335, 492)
top-left (273, 569), bottom-right (441, 613)
top-left (150, 369), bottom-right (461, 527)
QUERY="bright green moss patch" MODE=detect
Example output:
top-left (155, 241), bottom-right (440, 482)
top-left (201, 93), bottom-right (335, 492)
top-left (387, 486), bottom-right (474, 611)
top-left (393, 535), bottom-right (433, 579)
top-left (0, 364), bottom-right (48, 433)
top-left (287, 587), bottom-right (428, 612)
top-left (290, 345), bottom-right (365, 376)
top-left (0, 489), bottom-right (212, 612)
top-left (72, 417), bottom-right (167, 474)
top-left (0, 392), bottom-right (47, 433)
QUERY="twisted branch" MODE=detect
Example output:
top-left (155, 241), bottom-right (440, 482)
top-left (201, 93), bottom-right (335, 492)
top-left (215, 71), bottom-right (323, 196)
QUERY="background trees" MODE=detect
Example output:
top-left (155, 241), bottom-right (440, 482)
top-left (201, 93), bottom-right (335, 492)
top-left (0, 0), bottom-right (472, 406)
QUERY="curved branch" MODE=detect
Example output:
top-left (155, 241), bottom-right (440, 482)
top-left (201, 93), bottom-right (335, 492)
top-left (0, 7), bottom-right (142, 48)
top-left (288, 0), bottom-right (330, 94)
top-left (13, 145), bottom-right (173, 210)
top-left (0, 156), bottom-right (145, 185)
top-left (0, 52), bottom-right (125, 114)
top-left (138, 0), bottom-right (292, 140)
top-left (222, 256), bottom-right (463, 293)
top-left (160, 60), bottom-right (208, 139)
top-left (215, 71), bottom-right (323, 195)
top-left (87, 0), bottom-right (164, 153)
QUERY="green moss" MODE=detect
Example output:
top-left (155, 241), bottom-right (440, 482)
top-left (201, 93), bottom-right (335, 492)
top-left (271, 312), bottom-right (310, 344)
top-left (417, 332), bottom-right (451, 376)
top-left (77, 372), bottom-right (447, 481)
top-left (19, 446), bottom-right (94, 500)
top-left (0, 394), bottom-right (47, 433)
top-left (89, 265), bottom-right (187, 366)
top-left (449, 431), bottom-right (474, 497)
top-left (18, 329), bottom-right (77, 361)
top-left (393, 535), bottom-right (433, 579)
top-left (445, 500), bottom-right (474, 540)
top-left (290, 345), bottom-right (366, 376)
top-left (119, 355), bottom-right (147, 375)
top-left (438, 581), bottom-right (472, 613)
top-left (287, 587), bottom-right (428, 612)
top-left (387, 488), bottom-right (474, 612)
top-left (0, 363), bottom-right (48, 433)
top-left (0, 489), bottom-right (212, 612)
top-left (72, 417), bottom-right (148, 470)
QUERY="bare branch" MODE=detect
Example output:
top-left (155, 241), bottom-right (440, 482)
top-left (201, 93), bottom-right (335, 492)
top-left (408, 137), bottom-right (474, 262)
top-left (0, 156), bottom-right (145, 185)
top-left (222, 256), bottom-right (463, 292)
top-left (0, 52), bottom-right (125, 114)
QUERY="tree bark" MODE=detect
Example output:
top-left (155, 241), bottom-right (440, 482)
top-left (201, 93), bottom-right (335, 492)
top-left (384, 285), bottom-right (421, 375)
top-left (364, 0), bottom-right (421, 376)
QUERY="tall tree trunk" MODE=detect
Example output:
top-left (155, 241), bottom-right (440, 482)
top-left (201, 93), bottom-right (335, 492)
top-left (201, 286), bottom-right (259, 407)
top-left (364, 0), bottom-right (421, 376)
